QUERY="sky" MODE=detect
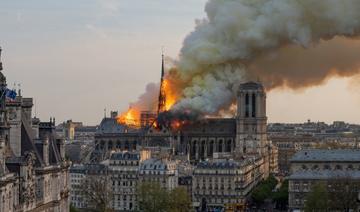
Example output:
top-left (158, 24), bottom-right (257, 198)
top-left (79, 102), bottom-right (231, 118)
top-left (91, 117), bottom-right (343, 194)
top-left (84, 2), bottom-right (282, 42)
top-left (0, 0), bottom-right (359, 125)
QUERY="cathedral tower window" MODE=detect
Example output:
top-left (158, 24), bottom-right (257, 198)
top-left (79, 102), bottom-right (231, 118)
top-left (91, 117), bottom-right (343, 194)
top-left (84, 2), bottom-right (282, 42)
top-left (252, 94), bottom-right (256, 117)
top-left (245, 94), bottom-right (250, 117)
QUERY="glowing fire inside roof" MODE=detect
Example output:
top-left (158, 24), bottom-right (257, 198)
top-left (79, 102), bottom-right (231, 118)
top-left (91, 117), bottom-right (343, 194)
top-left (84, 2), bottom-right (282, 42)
top-left (117, 108), bottom-right (140, 127)
top-left (117, 54), bottom-right (180, 128)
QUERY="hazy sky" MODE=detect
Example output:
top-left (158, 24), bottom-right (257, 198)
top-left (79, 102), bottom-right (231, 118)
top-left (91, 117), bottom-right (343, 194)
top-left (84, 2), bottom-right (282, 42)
top-left (1, 0), bottom-right (359, 125)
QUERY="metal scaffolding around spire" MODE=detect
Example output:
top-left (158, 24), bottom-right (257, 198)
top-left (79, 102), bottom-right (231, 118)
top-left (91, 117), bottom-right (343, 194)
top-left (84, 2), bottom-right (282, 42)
top-left (157, 53), bottom-right (167, 115)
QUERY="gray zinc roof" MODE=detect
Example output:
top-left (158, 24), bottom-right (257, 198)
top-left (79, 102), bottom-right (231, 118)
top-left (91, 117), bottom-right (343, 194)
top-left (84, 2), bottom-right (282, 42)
top-left (290, 149), bottom-right (360, 162)
top-left (70, 164), bottom-right (86, 174)
top-left (110, 152), bottom-right (140, 161)
top-left (140, 158), bottom-right (172, 171)
top-left (196, 160), bottom-right (240, 169)
top-left (97, 118), bottom-right (139, 134)
top-left (289, 170), bottom-right (360, 180)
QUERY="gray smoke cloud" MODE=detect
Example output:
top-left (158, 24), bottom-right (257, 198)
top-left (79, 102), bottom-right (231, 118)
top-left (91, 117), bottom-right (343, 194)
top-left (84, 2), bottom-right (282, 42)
top-left (129, 82), bottom-right (159, 111)
top-left (171, 0), bottom-right (360, 115)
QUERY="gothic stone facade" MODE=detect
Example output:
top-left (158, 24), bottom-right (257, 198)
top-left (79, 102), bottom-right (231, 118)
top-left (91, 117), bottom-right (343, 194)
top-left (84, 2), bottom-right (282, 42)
top-left (93, 82), bottom-right (277, 170)
top-left (0, 57), bottom-right (70, 212)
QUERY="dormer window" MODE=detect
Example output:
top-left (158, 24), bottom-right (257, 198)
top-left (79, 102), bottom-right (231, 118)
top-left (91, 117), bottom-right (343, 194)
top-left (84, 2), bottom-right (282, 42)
top-left (335, 165), bottom-right (342, 170)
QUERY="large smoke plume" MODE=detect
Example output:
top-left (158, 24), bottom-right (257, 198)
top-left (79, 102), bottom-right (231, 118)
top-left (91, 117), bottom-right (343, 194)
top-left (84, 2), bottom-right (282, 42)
top-left (126, 0), bottom-right (360, 119)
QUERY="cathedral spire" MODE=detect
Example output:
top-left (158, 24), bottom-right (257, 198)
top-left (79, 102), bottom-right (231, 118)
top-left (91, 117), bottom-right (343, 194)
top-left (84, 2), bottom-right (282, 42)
top-left (157, 53), bottom-right (166, 115)
top-left (161, 53), bottom-right (165, 79)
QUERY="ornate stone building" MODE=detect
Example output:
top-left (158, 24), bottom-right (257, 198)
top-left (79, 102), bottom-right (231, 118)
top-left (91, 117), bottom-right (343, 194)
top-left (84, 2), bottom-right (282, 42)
top-left (271, 135), bottom-right (320, 173)
top-left (92, 114), bottom-right (175, 162)
top-left (139, 157), bottom-right (179, 190)
top-left (0, 48), bottom-right (70, 212)
top-left (288, 149), bottom-right (360, 211)
top-left (108, 152), bottom-right (144, 211)
top-left (192, 156), bottom-right (265, 211)
top-left (93, 82), bottom-right (277, 171)
top-left (69, 164), bottom-right (86, 209)
top-left (72, 81), bottom-right (277, 211)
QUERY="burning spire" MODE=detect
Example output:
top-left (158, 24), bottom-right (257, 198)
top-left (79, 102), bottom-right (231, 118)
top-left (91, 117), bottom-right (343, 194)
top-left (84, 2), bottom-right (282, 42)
top-left (157, 53), bottom-right (167, 115)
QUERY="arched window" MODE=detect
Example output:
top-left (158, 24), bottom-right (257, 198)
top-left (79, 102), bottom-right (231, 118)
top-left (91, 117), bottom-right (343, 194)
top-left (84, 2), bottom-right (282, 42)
top-left (324, 164), bottom-right (331, 170)
top-left (108, 141), bottom-right (113, 150)
top-left (200, 140), bottom-right (206, 160)
top-left (132, 141), bottom-right (137, 150)
top-left (191, 141), bottom-right (197, 156)
top-left (116, 141), bottom-right (121, 149)
top-left (219, 140), bottom-right (223, 152)
top-left (226, 140), bottom-right (232, 152)
top-left (125, 140), bottom-right (129, 150)
top-left (245, 93), bottom-right (250, 117)
top-left (252, 93), bottom-right (256, 117)
top-left (209, 140), bottom-right (214, 156)
top-left (100, 140), bottom-right (105, 150)
top-left (335, 165), bottom-right (342, 170)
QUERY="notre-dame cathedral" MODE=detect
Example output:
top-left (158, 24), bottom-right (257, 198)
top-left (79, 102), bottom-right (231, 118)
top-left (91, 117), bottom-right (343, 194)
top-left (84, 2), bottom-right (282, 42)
top-left (93, 80), bottom-right (278, 175)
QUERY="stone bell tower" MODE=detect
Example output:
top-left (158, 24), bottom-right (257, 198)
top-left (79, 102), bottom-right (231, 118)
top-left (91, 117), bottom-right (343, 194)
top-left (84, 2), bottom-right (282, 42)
top-left (235, 81), bottom-right (268, 155)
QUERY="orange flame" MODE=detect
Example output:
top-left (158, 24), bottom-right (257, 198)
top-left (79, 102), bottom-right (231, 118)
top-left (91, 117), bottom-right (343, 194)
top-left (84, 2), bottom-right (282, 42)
top-left (117, 108), bottom-right (140, 127)
top-left (163, 79), bottom-right (178, 111)
top-left (118, 76), bottom-right (180, 128)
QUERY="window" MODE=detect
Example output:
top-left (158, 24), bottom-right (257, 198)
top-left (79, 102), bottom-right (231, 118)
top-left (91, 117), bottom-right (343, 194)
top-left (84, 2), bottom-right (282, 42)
top-left (335, 165), bottom-right (342, 170)
top-left (312, 165), bottom-right (319, 170)
top-left (245, 93), bottom-right (250, 117)
top-left (294, 183), bottom-right (300, 191)
top-left (252, 93), bottom-right (256, 117)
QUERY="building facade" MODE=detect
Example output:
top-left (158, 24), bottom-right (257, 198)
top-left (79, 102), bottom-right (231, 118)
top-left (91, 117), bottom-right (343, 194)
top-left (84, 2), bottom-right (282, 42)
top-left (69, 164), bottom-right (86, 209)
top-left (83, 81), bottom-right (278, 211)
top-left (108, 152), bottom-right (143, 211)
top-left (192, 157), bottom-right (264, 211)
top-left (69, 151), bottom-right (152, 211)
top-left (139, 158), bottom-right (179, 190)
top-left (0, 48), bottom-right (70, 212)
top-left (288, 149), bottom-right (360, 211)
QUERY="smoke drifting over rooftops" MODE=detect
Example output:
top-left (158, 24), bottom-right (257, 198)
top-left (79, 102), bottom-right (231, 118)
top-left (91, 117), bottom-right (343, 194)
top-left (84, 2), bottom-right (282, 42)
top-left (123, 0), bottom-right (360, 120)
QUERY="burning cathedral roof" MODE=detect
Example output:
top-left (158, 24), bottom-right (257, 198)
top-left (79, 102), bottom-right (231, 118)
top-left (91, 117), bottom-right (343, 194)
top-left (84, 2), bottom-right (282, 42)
top-left (97, 117), bottom-right (140, 134)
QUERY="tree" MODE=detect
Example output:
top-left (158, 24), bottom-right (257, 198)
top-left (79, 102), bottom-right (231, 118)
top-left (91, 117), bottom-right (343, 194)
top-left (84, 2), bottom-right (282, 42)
top-left (137, 182), bottom-right (192, 212)
top-left (79, 175), bottom-right (113, 212)
top-left (327, 177), bottom-right (360, 211)
top-left (137, 182), bottom-right (169, 212)
top-left (168, 187), bottom-right (192, 212)
top-left (304, 182), bottom-right (329, 212)
top-left (251, 175), bottom-right (278, 204)
top-left (70, 204), bottom-right (79, 212)
top-left (273, 180), bottom-right (288, 210)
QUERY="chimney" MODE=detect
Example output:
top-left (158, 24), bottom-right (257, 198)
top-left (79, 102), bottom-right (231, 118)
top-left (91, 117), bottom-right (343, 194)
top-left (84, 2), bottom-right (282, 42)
top-left (43, 138), bottom-right (49, 165)
top-left (0, 138), bottom-right (5, 173)
top-left (111, 111), bottom-right (118, 119)
top-left (35, 138), bottom-right (49, 165)
top-left (56, 138), bottom-right (65, 160)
